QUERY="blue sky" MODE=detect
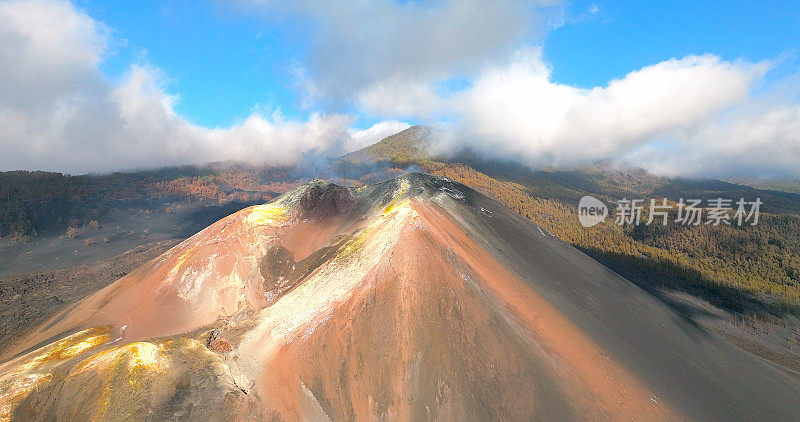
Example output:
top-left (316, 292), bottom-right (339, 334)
top-left (546, 0), bottom-right (800, 87)
top-left (80, 0), bottom-right (800, 127)
top-left (82, 0), bottom-right (309, 127)
top-left (1, 0), bottom-right (799, 176)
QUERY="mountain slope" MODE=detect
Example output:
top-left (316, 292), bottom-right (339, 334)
top-left (340, 125), bottom-right (432, 165)
top-left (340, 126), bottom-right (800, 316)
top-left (1, 174), bottom-right (799, 420)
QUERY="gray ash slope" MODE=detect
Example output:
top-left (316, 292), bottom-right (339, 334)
top-left (414, 172), bottom-right (800, 420)
top-left (345, 173), bottom-right (800, 420)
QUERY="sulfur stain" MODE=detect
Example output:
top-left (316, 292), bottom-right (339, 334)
top-left (75, 342), bottom-right (165, 375)
top-left (6, 326), bottom-right (112, 379)
top-left (381, 179), bottom-right (410, 215)
top-left (335, 229), bottom-right (370, 263)
top-left (71, 341), bottom-right (170, 420)
top-left (244, 204), bottom-right (289, 228)
top-left (0, 326), bottom-right (112, 422)
top-left (170, 249), bottom-right (194, 276)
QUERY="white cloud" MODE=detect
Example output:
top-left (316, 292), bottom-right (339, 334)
top-left (2, 0), bottom-right (800, 178)
top-left (0, 0), bottom-right (107, 109)
top-left (623, 91), bottom-right (800, 178)
top-left (0, 0), bottom-right (401, 174)
top-left (239, 0), bottom-right (557, 116)
top-left (428, 48), bottom-right (797, 178)
top-left (238, 0), bottom-right (800, 177)
top-left (356, 78), bottom-right (442, 119)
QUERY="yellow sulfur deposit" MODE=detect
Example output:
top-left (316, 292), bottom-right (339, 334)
top-left (170, 248), bottom-right (194, 275)
top-left (74, 341), bottom-right (165, 375)
top-left (0, 326), bottom-right (112, 422)
top-left (244, 204), bottom-right (289, 228)
top-left (127, 342), bottom-right (161, 370)
top-left (382, 179), bottom-right (410, 215)
top-left (10, 326), bottom-right (111, 375)
top-left (335, 229), bottom-right (370, 262)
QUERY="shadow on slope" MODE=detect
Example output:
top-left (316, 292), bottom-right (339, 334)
top-left (580, 247), bottom-right (798, 319)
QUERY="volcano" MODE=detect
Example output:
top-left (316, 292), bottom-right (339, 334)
top-left (1, 173), bottom-right (798, 420)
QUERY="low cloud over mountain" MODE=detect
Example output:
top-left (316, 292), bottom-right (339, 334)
top-left (1, 0), bottom-right (799, 178)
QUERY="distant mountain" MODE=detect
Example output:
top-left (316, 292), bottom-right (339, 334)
top-left (726, 177), bottom-right (800, 194)
top-left (340, 124), bottom-right (433, 165)
top-left (3, 174), bottom-right (798, 420)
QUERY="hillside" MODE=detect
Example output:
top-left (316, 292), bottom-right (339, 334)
top-left (337, 126), bottom-right (800, 319)
top-left (2, 174), bottom-right (799, 420)
top-left (0, 165), bottom-right (303, 240)
top-left (340, 125), bottom-right (433, 165)
top-left (0, 239), bottom-right (181, 353)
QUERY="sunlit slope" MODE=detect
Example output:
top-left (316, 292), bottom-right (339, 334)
top-left (1, 174), bottom-right (799, 420)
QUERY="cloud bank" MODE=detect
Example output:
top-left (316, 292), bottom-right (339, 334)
top-left (2, 0), bottom-right (800, 178)
top-left (0, 0), bottom-right (402, 173)
top-left (432, 49), bottom-right (797, 178)
top-left (240, 0), bottom-right (557, 118)
top-left (238, 0), bottom-right (800, 178)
